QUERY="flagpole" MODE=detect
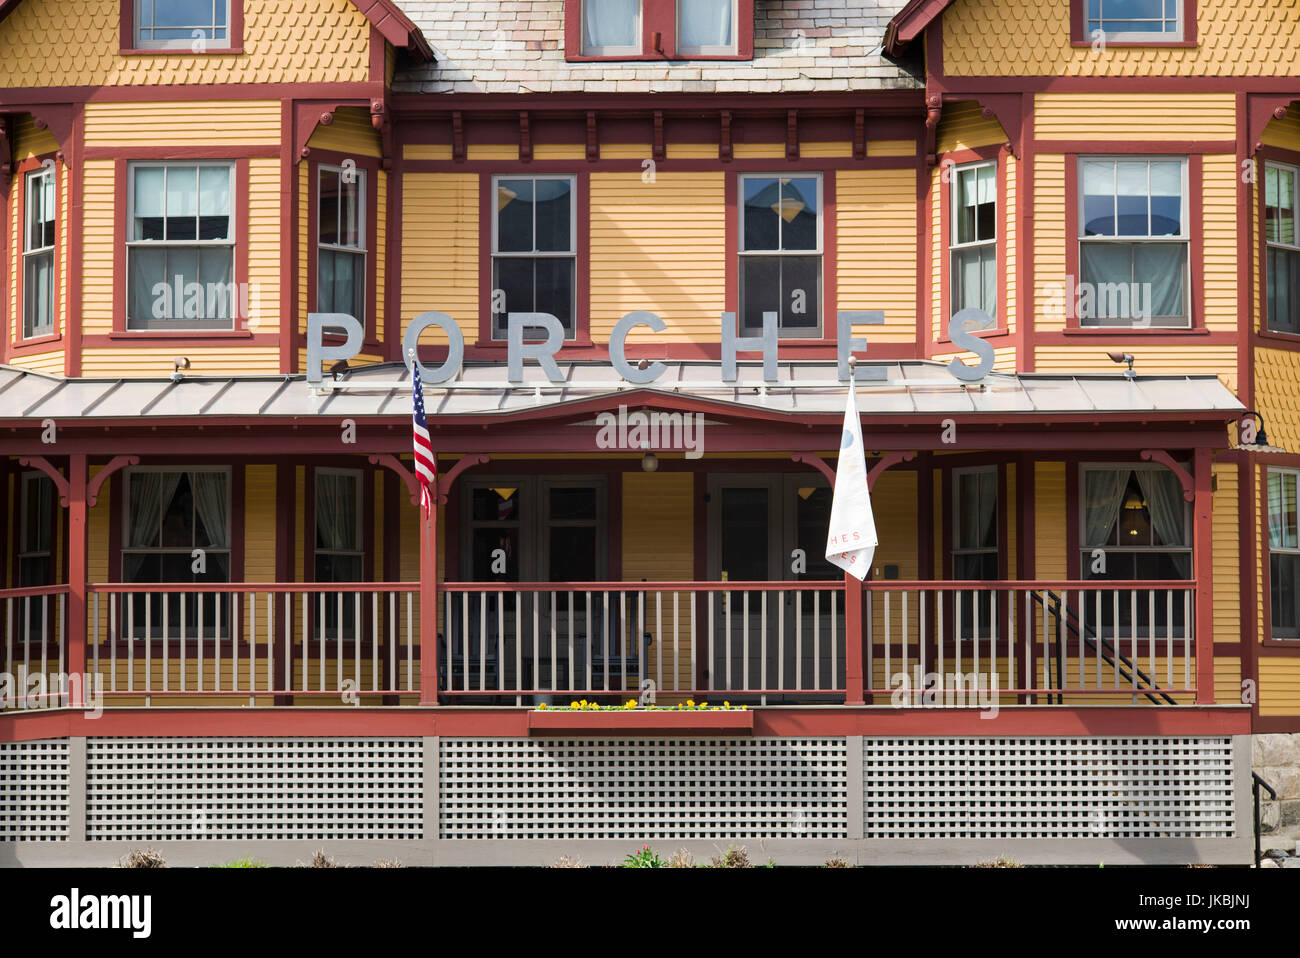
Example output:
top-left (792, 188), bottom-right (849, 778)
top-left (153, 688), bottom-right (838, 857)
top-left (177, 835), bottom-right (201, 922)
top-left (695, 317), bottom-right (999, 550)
top-left (420, 470), bottom-right (440, 706)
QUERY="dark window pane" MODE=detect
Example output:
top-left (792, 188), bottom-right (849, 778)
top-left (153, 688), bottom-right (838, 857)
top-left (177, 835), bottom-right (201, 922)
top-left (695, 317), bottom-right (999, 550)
top-left (742, 178), bottom-right (780, 251)
top-left (319, 168), bottom-right (340, 246)
top-left (472, 528), bottom-right (519, 582)
top-left (740, 255), bottom-right (781, 330)
top-left (160, 474), bottom-right (194, 548)
top-left (496, 179), bottom-right (534, 252)
top-left (534, 179), bottom-right (572, 252)
top-left (534, 257), bottom-right (575, 333)
top-left (550, 487), bottom-right (596, 521)
top-left (795, 487), bottom-right (838, 579)
top-left (1272, 554), bottom-right (1300, 636)
top-left (780, 177), bottom-right (819, 251)
top-left (549, 527), bottom-right (596, 582)
top-left (491, 257), bottom-right (535, 335)
top-left (720, 488), bottom-right (769, 581)
top-left (471, 487), bottom-right (519, 522)
top-left (780, 256), bottom-right (820, 329)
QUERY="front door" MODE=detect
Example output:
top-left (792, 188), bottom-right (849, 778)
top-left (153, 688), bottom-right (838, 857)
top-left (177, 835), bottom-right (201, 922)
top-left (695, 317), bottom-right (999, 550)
top-left (707, 474), bottom-right (839, 701)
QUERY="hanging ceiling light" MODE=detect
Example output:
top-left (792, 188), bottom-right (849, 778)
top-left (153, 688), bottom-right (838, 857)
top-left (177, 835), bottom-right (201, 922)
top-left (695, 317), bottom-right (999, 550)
top-left (641, 452), bottom-right (659, 473)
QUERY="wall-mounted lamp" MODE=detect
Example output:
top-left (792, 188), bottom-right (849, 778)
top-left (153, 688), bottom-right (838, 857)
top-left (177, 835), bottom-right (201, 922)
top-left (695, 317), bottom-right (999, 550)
top-left (1239, 410), bottom-right (1284, 452)
top-left (1106, 350), bottom-right (1136, 380)
top-left (171, 356), bottom-right (191, 381)
top-left (330, 359), bottom-right (350, 380)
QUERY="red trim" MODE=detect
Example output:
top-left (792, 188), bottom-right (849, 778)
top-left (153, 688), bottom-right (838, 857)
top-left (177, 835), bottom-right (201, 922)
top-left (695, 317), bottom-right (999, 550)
top-left (883, 0), bottom-right (956, 57)
top-left (119, 0), bottom-right (245, 55)
top-left (307, 149), bottom-right (381, 347)
top-left (280, 100), bottom-right (295, 374)
top-left (0, 704), bottom-right (1253, 741)
top-left (8, 152), bottom-right (62, 354)
top-left (528, 708), bottom-right (755, 734)
top-left (564, 0), bottom-right (754, 62)
top-left (1061, 151), bottom-right (1205, 333)
top-left (1255, 463), bottom-right (1300, 652)
top-left (1068, 0), bottom-right (1197, 47)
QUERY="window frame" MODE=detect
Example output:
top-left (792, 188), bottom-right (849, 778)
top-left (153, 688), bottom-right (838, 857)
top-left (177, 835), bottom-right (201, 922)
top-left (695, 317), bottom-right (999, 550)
top-left (313, 467), bottom-right (365, 583)
top-left (19, 158), bottom-right (59, 344)
top-left (948, 159), bottom-right (999, 321)
top-left (315, 162), bottom-right (369, 330)
top-left (488, 173), bottom-right (580, 344)
top-left (1069, 0), bottom-right (1197, 47)
top-left (565, 0), bottom-right (754, 62)
top-left (737, 171), bottom-right (825, 340)
top-left (1266, 466), bottom-right (1300, 641)
top-left (1072, 154), bottom-right (1194, 330)
top-left (122, 0), bottom-right (244, 55)
top-left (1263, 159), bottom-right (1300, 337)
top-left (124, 159), bottom-right (238, 332)
top-left (951, 465), bottom-right (1000, 571)
top-left (580, 0), bottom-right (644, 57)
top-left (17, 471), bottom-right (55, 588)
top-left (119, 466), bottom-right (234, 578)
top-left (675, 0), bottom-right (739, 57)
top-left (1077, 462), bottom-right (1193, 569)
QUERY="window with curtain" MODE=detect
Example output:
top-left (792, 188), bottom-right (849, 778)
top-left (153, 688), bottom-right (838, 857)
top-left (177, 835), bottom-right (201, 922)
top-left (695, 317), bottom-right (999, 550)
top-left (678, 0), bottom-right (735, 54)
top-left (492, 176), bottom-right (577, 340)
top-left (1086, 0), bottom-right (1182, 39)
top-left (317, 164), bottom-right (366, 328)
top-left (17, 473), bottom-right (55, 642)
top-left (127, 162), bottom-right (235, 330)
top-left (23, 165), bottom-right (56, 339)
top-left (953, 467), bottom-right (998, 637)
top-left (582, 0), bottom-right (641, 55)
top-left (950, 161), bottom-right (996, 318)
top-left (122, 470), bottom-right (231, 637)
top-left (1265, 162), bottom-right (1300, 334)
top-left (1081, 465), bottom-right (1191, 636)
top-left (1079, 157), bottom-right (1188, 327)
top-left (1269, 469), bottom-right (1300, 639)
top-left (134, 0), bottom-right (231, 49)
top-left (315, 470), bottom-right (363, 639)
top-left (740, 174), bottom-right (822, 337)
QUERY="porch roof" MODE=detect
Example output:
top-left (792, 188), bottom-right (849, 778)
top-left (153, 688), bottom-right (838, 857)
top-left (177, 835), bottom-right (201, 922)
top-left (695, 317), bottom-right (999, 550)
top-left (0, 360), bottom-right (1244, 424)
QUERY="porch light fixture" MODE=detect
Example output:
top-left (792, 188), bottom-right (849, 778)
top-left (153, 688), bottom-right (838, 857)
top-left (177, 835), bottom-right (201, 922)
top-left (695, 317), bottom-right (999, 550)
top-left (171, 356), bottom-right (190, 381)
top-left (641, 452), bottom-right (659, 473)
top-left (1238, 410), bottom-right (1285, 453)
top-left (1106, 351), bottom-right (1136, 380)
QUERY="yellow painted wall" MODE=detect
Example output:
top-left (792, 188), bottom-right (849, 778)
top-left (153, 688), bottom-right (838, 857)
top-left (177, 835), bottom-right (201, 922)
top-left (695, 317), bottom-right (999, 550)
top-left (1261, 110), bottom-right (1300, 152)
top-left (0, 0), bottom-right (371, 88)
top-left (1212, 463), bottom-right (1240, 648)
top-left (1202, 155), bottom-right (1238, 331)
top-left (81, 159), bottom-right (114, 336)
top-left (1032, 153), bottom-right (1067, 331)
top-left (1034, 345), bottom-right (1239, 395)
top-left (589, 171), bottom-right (725, 343)
top-left (943, 0), bottom-right (1300, 78)
top-left (84, 101), bottom-right (281, 146)
top-left (1034, 93), bottom-right (1236, 141)
top-left (1034, 461), bottom-right (1067, 580)
top-left (1255, 348), bottom-right (1300, 453)
top-left (248, 157), bottom-right (281, 338)
top-left (1260, 659), bottom-right (1300, 717)
top-left (838, 168), bottom-right (917, 344)
top-left (305, 107), bottom-right (382, 158)
top-left (937, 102), bottom-right (1006, 154)
top-left (401, 173), bottom-right (478, 347)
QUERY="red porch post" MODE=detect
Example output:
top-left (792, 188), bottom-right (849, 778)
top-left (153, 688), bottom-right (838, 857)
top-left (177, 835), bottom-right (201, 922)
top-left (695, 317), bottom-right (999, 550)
top-left (419, 502), bottom-right (439, 706)
top-left (1192, 446), bottom-right (1215, 704)
top-left (845, 574), bottom-right (865, 705)
top-left (67, 454), bottom-right (88, 709)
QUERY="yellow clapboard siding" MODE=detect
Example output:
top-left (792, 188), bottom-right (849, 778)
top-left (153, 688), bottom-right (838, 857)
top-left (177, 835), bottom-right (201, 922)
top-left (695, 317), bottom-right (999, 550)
top-left (1005, 153), bottom-right (1017, 333)
top-left (838, 168), bottom-right (917, 343)
top-left (1034, 93), bottom-right (1236, 141)
top-left (1032, 153), bottom-right (1067, 331)
top-left (601, 143), bottom-right (653, 159)
top-left (589, 171), bottom-right (725, 343)
top-left (931, 346), bottom-right (1018, 373)
top-left (84, 101), bottom-right (282, 146)
top-left (534, 144), bottom-right (585, 160)
top-left (801, 141), bottom-right (852, 158)
top-left (1261, 110), bottom-right (1300, 152)
top-left (11, 115), bottom-right (58, 159)
top-left (665, 143), bottom-right (716, 159)
top-left (734, 143), bottom-right (785, 159)
top-left (930, 165), bottom-right (943, 340)
top-left (404, 143), bottom-right (454, 161)
top-left (1214, 657), bottom-right (1241, 706)
top-left (1259, 658), bottom-right (1300, 716)
top-left (1033, 345), bottom-right (1238, 394)
top-left (1212, 463), bottom-right (1240, 646)
top-left (247, 157), bottom-right (281, 335)
top-left (867, 139), bottom-right (916, 157)
top-left (937, 102), bottom-right (1007, 153)
top-left (0, 0), bottom-right (370, 89)
top-left (82, 159), bottom-right (115, 335)
top-left (306, 106), bottom-right (382, 157)
top-left (467, 144), bottom-right (518, 161)
top-left (79, 347), bottom-right (281, 377)
top-left (1035, 462), bottom-right (1067, 580)
top-left (401, 173), bottom-right (479, 345)
top-left (6, 351), bottom-right (65, 375)
top-left (873, 472), bottom-right (919, 579)
top-left (245, 466), bottom-right (277, 583)
top-left (944, 0), bottom-right (1300, 78)
top-left (376, 170), bottom-right (387, 337)
top-left (1202, 155), bottom-right (1238, 331)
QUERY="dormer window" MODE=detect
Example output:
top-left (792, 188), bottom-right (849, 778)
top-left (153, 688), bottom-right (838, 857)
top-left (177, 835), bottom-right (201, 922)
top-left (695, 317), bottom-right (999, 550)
top-left (567, 0), bottom-right (752, 61)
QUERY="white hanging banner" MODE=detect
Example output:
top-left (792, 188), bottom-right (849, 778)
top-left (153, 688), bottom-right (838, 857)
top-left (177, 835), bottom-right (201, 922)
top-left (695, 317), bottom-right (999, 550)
top-left (825, 384), bottom-right (878, 581)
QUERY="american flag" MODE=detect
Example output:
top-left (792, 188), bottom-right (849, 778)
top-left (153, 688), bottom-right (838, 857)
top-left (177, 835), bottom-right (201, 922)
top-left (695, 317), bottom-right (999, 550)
top-left (411, 363), bottom-right (436, 515)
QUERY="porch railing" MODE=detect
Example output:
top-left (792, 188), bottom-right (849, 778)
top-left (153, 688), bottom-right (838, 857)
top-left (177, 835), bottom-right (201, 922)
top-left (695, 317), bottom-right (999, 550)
top-left (0, 578), bottom-right (1200, 710)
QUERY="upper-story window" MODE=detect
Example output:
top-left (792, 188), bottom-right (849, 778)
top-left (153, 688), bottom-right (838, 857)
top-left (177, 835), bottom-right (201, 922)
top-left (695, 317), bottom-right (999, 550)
top-left (1265, 162), bottom-right (1300, 335)
top-left (1269, 468), bottom-right (1300, 639)
top-left (23, 165), bottom-right (57, 340)
top-left (492, 175), bottom-right (577, 341)
top-left (739, 174), bottom-right (822, 338)
top-left (317, 164), bottom-right (367, 327)
top-left (127, 161), bottom-right (235, 331)
top-left (571, 0), bottom-right (748, 59)
top-left (134, 0), bottom-right (231, 50)
top-left (950, 161), bottom-right (997, 319)
top-left (1079, 157), bottom-right (1189, 327)
top-left (1086, 0), bottom-right (1183, 41)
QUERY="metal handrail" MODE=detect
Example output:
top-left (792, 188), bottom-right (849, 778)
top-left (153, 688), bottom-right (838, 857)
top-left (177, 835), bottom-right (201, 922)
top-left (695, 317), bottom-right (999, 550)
top-left (1253, 772), bottom-right (1278, 868)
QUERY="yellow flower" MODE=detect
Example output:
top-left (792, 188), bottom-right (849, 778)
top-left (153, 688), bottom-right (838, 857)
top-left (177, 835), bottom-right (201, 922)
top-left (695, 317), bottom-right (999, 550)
top-left (570, 701), bottom-right (579, 709)
top-left (723, 701), bottom-right (730, 708)
top-left (686, 699), bottom-right (695, 707)
top-left (538, 703), bottom-right (548, 710)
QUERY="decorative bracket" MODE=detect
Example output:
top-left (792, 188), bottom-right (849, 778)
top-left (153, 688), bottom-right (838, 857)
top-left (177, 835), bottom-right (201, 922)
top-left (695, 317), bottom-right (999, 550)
top-left (786, 109), bottom-right (799, 161)
top-left (867, 451), bottom-right (917, 492)
top-left (1139, 450), bottom-right (1195, 502)
top-left (791, 452), bottom-right (836, 486)
top-left (586, 111), bottom-right (599, 162)
top-left (293, 101), bottom-right (365, 163)
top-left (652, 111), bottom-right (665, 162)
top-left (519, 110), bottom-right (531, 163)
top-left (719, 110), bottom-right (732, 163)
top-left (18, 456), bottom-right (71, 508)
top-left (369, 454), bottom-right (421, 506)
top-left (437, 454), bottom-right (490, 505)
top-left (452, 110), bottom-right (465, 162)
top-left (87, 455), bottom-right (139, 508)
top-left (30, 105), bottom-right (74, 157)
top-left (1249, 95), bottom-right (1295, 153)
top-left (924, 93), bottom-right (942, 165)
top-left (0, 116), bottom-right (12, 180)
top-left (853, 108), bottom-right (865, 161)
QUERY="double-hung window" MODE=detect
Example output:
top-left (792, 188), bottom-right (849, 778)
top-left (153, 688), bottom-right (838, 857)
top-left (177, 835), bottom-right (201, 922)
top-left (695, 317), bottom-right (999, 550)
top-left (1079, 157), bottom-right (1189, 327)
top-left (127, 162), bottom-right (235, 330)
top-left (581, 0), bottom-right (641, 56)
top-left (1265, 162), bottom-right (1300, 334)
top-left (950, 162), bottom-right (996, 318)
top-left (1085, 0), bottom-right (1183, 40)
top-left (739, 174), bottom-right (822, 337)
top-left (953, 467), bottom-right (998, 636)
top-left (578, 1), bottom-right (738, 57)
top-left (134, 0), bottom-right (231, 49)
top-left (317, 164), bottom-right (366, 327)
top-left (677, 0), bottom-right (736, 55)
top-left (23, 164), bottom-right (56, 339)
top-left (315, 468), bottom-right (363, 639)
top-left (17, 473), bottom-right (54, 641)
top-left (492, 175), bottom-right (577, 340)
top-left (1269, 469), bottom-right (1300, 639)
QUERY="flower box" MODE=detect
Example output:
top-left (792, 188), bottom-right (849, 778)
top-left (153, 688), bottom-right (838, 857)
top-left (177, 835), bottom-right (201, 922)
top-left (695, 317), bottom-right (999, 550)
top-left (527, 708), bottom-right (754, 735)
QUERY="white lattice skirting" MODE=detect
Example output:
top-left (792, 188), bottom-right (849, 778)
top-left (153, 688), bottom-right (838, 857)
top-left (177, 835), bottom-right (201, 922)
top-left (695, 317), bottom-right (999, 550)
top-left (0, 739), bottom-right (69, 841)
top-left (86, 738), bottom-right (424, 841)
top-left (863, 736), bottom-right (1236, 839)
top-left (439, 737), bottom-right (849, 839)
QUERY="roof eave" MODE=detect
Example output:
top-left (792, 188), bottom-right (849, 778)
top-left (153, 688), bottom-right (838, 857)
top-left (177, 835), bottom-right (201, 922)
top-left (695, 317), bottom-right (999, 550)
top-left (883, 0), bottom-right (958, 58)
